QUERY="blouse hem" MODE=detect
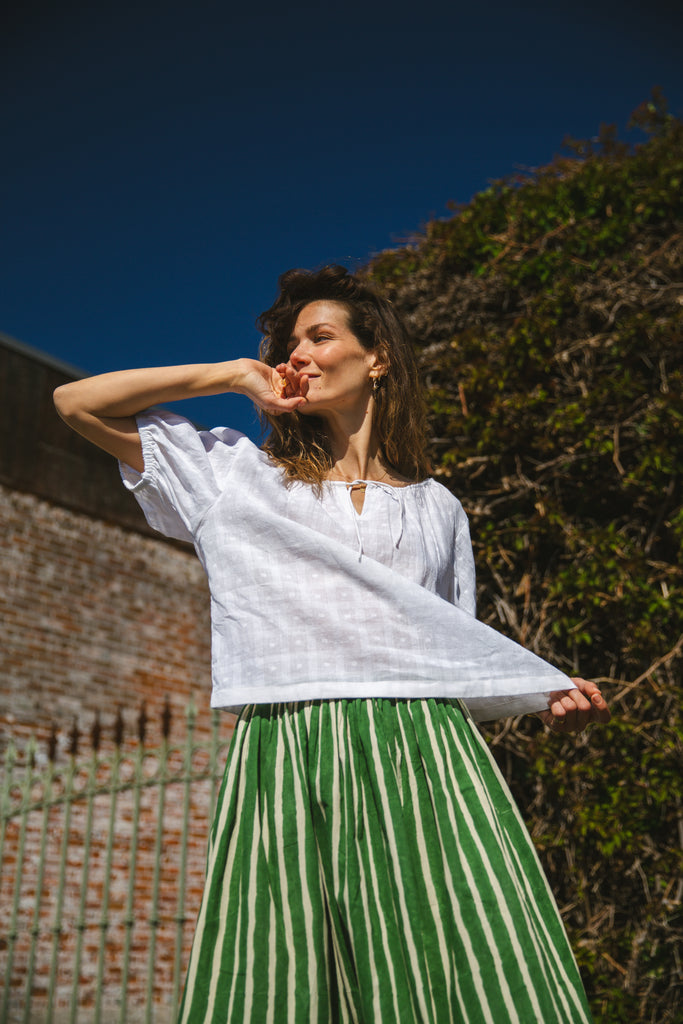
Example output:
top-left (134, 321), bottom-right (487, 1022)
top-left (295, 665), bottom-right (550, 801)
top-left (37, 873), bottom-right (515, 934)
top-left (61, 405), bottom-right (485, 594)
top-left (211, 680), bottom-right (555, 722)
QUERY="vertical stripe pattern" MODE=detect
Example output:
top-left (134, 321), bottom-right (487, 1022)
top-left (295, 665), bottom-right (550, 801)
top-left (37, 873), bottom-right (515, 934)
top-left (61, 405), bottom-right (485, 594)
top-left (178, 699), bottom-right (593, 1024)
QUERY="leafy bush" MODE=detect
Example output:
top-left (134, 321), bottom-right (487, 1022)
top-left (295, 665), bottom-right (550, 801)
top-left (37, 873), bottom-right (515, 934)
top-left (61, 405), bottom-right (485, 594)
top-left (365, 91), bottom-right (683, 1023)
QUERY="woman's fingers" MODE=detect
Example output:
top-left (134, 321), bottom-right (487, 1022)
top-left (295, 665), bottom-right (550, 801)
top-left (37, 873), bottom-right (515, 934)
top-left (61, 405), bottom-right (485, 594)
top-left (570, 677), bottom-right (611, 723)
top-left (274, 364), bottom-right (309, 400)
top-left (541, 678), bottom-right (611, 733)
top-left (229, 357), bottom-right (310, 415)
top-left (546, 691), bottom-right (590, 732)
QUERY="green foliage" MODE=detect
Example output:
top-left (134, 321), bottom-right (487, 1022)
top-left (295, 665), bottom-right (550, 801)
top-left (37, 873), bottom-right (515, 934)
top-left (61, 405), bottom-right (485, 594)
top-left (366, 94), bottom-right (683, 1022)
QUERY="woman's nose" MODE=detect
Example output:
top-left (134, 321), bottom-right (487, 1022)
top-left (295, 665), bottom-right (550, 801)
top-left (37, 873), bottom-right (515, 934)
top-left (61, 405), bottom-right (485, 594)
top-left (289, 345), bottom-right (310, 368)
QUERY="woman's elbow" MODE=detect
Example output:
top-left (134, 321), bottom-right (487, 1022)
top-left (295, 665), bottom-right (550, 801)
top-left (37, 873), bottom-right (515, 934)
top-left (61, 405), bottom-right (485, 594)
top-left (53, 382), bottom-right (86, 425)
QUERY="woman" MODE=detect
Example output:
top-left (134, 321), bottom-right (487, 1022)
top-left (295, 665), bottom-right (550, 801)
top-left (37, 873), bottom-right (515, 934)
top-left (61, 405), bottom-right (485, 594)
top-left (54, 266), bottom-right (609, 1024)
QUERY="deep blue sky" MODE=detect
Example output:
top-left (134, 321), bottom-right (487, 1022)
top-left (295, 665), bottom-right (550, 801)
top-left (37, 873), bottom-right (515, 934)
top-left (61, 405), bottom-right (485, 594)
top-left (3, 0), bottom-right (682, 438)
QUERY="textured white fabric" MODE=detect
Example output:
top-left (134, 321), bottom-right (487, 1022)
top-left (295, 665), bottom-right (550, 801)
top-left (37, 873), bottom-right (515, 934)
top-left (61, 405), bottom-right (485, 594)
top-left (119, 410), bottom-right (571, 720)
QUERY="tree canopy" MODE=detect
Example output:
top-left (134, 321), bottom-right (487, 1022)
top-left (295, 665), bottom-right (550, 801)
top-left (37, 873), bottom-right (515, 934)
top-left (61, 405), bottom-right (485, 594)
top-left (365, 91), bottom-right (683, 1023)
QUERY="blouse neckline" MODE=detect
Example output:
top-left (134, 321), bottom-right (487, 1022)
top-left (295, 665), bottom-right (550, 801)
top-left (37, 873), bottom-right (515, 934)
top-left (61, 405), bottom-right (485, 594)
top-left (325, 478), bottom-right (430, 491)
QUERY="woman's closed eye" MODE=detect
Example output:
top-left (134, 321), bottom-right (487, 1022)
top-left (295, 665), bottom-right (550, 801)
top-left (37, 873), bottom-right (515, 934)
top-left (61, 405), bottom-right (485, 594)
top-left (287, 334), bottom-right (331, 356)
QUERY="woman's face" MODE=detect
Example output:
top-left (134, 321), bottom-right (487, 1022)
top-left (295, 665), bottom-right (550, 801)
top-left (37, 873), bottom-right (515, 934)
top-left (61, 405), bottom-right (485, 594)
top-left (285, 301), bottom-right (383, 418)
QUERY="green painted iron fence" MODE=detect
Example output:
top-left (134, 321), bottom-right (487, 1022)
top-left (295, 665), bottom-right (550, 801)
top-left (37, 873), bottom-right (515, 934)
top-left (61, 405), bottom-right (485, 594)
top-left (0, 700), bottom-right (232, 1024)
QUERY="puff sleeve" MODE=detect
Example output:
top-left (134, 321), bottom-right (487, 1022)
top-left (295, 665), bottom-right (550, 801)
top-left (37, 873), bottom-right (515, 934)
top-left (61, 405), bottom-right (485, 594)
top-left (118, 410), bottom-right (243, 544)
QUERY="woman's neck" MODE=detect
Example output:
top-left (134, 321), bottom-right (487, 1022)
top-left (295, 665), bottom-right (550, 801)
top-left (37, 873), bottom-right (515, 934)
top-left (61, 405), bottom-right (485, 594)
top-left (327, 436), bottom-right (386, 483)
top-left (325, 426), bottom-right (413, 485)
top-left (321, 403), bottom-right (412, 485)
top-left (317, 402), bottom-right (371, 477)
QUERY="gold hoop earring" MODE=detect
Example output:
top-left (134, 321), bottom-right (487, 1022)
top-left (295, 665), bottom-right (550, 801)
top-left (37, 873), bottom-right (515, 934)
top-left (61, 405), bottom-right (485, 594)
top-left (372, 376), bottom-right (383, 392)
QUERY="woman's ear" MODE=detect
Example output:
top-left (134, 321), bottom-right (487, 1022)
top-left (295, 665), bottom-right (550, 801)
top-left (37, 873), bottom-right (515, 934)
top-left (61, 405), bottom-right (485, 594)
top-left (370, 344), bottom-right (390, 378)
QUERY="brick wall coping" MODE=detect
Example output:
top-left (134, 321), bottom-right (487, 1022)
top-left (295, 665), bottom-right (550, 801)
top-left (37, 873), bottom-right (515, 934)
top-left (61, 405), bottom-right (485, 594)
top-left (0, 332), bottom-right (182, 540)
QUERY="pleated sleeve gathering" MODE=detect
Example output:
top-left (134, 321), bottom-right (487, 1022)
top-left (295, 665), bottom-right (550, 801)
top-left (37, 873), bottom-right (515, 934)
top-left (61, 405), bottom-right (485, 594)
top-left (119, 410), bottom-right (245, 544)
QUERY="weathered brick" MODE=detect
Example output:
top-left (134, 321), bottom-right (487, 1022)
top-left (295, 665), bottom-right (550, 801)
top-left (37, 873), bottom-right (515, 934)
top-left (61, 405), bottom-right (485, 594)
top-left (0, 336), bottom-right (235, 1019)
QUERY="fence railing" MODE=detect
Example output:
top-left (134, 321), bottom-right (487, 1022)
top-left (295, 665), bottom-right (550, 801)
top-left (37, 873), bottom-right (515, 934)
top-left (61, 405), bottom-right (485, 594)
top-left (0, 700), bottom-right (232, 1024)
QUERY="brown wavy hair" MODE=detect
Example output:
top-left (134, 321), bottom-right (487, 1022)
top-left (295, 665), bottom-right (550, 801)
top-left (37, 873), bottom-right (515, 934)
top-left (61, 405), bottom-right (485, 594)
top-left (257, 265), bottom-right (430, 487)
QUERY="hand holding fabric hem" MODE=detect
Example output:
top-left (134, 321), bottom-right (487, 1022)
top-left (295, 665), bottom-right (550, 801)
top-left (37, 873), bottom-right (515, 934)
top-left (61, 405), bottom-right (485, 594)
top-left (536, 677), bottom-right (611, 734)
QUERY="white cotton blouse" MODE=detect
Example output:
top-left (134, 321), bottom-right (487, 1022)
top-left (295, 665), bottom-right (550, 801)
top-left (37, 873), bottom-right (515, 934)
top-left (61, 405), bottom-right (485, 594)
top-left (119, 411), bottom-right (572, 721)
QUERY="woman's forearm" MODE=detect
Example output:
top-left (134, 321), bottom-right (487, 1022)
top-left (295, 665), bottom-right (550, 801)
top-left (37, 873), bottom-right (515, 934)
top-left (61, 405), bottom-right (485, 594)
top-left (52, 359), bottom-right (253, 472)
top-left (53, 359), bottom-right (248, 421)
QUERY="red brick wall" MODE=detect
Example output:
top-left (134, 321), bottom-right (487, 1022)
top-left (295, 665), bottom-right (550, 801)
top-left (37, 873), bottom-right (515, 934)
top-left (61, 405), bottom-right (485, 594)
top-left (0, 332), bottom-right (227, 752)
top-left (0, 484), bottom-right (235, 1019)
top-left (1, 482), bottom-right (221, 749)
top-left (0, 337), bottom-right (241, 1017)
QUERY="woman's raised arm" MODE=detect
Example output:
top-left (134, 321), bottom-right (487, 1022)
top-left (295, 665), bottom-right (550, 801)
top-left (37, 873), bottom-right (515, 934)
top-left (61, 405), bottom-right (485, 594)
top-left (53, 358), bottom-right (310, 471)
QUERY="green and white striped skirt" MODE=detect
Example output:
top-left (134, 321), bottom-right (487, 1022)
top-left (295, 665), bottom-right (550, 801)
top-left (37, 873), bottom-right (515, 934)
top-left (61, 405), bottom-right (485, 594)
top-left (179, 698), bottom-right (593, 1024)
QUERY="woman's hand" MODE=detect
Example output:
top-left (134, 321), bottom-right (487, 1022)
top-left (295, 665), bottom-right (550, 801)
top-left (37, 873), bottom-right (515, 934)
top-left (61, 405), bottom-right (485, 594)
top-left (537, 678), bottom-right (611, 734)
top-left (234, 358), bottom-right (310, 414)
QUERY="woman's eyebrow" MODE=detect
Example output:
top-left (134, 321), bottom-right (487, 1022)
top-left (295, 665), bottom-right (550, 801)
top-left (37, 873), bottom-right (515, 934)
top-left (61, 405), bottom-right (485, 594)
top-left (287, 323), bottom-right (336, 346)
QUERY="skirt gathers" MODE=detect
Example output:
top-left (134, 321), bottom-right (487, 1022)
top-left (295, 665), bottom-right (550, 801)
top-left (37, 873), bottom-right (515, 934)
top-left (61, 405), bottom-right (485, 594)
top-left (178, 698), bottom-right (593, 1024)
